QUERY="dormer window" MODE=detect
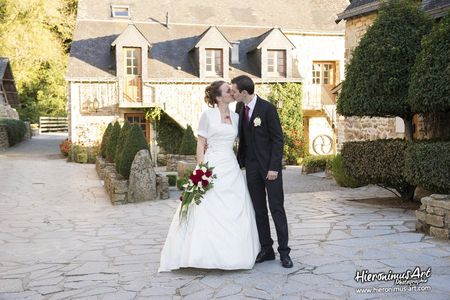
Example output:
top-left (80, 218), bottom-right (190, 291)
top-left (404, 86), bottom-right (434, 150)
top-left (111, 5), bottom-right (130, 18)
top-left (267, 50), bottom-right (286, 77)
top-left (205, 49), bottom-right (223, 77)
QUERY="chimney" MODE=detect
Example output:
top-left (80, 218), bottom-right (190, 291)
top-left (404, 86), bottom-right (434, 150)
top-left (166, 12), bottom-right (170, 29)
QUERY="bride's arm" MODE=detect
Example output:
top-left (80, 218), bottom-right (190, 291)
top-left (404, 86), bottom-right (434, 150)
top-left (196, 136), bottom-right (207, 164)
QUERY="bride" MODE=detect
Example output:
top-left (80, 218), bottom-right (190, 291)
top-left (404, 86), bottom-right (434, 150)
top-left (158, 81), bottom-right (260, 272)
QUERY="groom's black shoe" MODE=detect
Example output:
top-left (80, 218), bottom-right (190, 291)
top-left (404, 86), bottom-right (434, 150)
top-left (280, 255), bottom-right (293, 268)
top-left (255, 248), bottom-right (275, 263)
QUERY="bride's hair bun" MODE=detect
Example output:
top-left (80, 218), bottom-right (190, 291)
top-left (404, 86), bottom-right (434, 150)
top-left (205, 80), bottom-right (226, 107)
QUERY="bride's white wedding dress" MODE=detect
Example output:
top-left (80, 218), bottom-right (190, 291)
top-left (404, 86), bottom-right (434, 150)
top-left (159, 107), bottom-right (260, 272)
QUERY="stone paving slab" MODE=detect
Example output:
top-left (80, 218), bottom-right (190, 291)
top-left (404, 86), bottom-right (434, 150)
top-left (1, 135), bottom-right (450, 299)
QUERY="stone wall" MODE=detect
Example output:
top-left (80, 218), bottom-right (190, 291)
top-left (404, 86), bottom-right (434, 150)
top-left (0, 124), bottom-right (9, 149)
top-left (344, 13), bottom-right (378, 63)
top-left (416, 194), bottom-right (450, 240)
top-left (166, 154), bottom-right (197, 172)
top-left (0, 104), bottom-right (19, 120)
top-left (337, 116), bottom-right (397, 150)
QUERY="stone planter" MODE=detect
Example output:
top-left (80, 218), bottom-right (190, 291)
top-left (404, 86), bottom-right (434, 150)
top-left (166, 154), bottom-right (197, 171)
top-left (416, 194), bottom-right (450, 240)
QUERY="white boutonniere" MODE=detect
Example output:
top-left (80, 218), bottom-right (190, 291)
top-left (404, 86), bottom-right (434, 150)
top-left (253, 117), bottom-right (262, 127)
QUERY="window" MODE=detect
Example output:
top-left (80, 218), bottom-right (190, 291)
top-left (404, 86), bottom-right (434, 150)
top-left (312, 62), bottom-right (336, 85)
top-left (205, 49), bottom-right (223, 76)
top-left (124, 48), bottom-right (141, 75)
top-left (267, 50), bottom-right (286, 77)
top-left (111, 5), bottom-right (130, 18)
top-left (125, 113), bottom-right (150, 142)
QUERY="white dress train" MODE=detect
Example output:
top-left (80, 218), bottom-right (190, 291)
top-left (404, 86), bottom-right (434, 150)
top-left (158, 107), bottom-right (260, 272)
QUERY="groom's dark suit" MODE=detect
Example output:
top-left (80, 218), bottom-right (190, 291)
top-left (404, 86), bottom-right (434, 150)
top-left (237, 97), bottom-right (290, 257)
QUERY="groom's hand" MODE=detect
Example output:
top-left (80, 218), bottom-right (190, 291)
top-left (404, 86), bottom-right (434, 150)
top-left (266, 170), bottom-right (278, 181)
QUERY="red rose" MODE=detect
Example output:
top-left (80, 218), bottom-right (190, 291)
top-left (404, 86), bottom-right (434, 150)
top-left (201, 180), bottom-right (209, 187)
top-left (196, 169), bottom-right (205, 176)
top-left (205, 170), bottom-right (212, 177)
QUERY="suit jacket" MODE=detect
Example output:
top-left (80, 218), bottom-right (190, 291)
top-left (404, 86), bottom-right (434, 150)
top-left (237, 96), bottom-right (284, 173)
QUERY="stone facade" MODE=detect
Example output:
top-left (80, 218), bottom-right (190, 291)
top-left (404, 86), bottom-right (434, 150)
top-left (0, 124), bottom-right (9, 149)
top-left (338, 12), bottom-right (397, 149)
top-left (416, 194), bottom-right (450, 240)
top-left (337, 116), bottom-right (399, 150)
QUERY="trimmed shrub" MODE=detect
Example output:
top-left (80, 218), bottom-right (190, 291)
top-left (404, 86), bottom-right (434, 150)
top-left (166, 174), bottom-right (177, 187)
top-left (0, 119), bottom-right (27, 146)
top-left (155, 113), bottom-right (184, 154)
top-left (303, 155), bottom-right (335, 170)
top-left (118, 124), bottom-right (149, 179)
top-left (115, 121), bottom-right (132, 173)
top-left (178, 125), bottom-right (196, 155)
top-left (70, 144), bottom-right (88, 164)
top-left (337, 0), bottom-right (432, 120)
top-left (331, 154), bottom-right (365, 188)
top-left (106, 121), bottom-right (121, 162)
top-left (342, 139), bottom-right (415, 199)
top-left (100, 123), bottom-right (113, 158)
top-left (404, 141), bottom-right (450, 194)
top-left (409, 12), bottom-right (450, 113)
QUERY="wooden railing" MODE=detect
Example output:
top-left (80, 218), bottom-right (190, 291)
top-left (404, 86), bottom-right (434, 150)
top-left (39, 116), bottom-right (68, 133)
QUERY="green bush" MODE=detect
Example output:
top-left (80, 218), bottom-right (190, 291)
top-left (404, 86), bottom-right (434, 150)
top-left (268, 83), bottom-right (305, 164)
top-left (115, 121), bottom-right (132, 173)
top-left (87, 145), bottom-right (100, 164)
top-left (331, 154), bottom-right (365, 188)
top-left (166, 174), bottom-right (177, 186)
top-left (0, 119), bottom-right (27, 146)
top-left (337, 0), bottom-right (432, 121)
top-left (100, 123), bottom-right (112, 158)
top-left (178, 125), bottom-right (196, 155)
top-left (303, 155), bottom-right (335, 170)
top-left (404, 141), bottom-right (450, 194)
top-left (70, 144), bottom-right (88, 164)
top-left (342, 139), bottom-right (415, 200)
top-left (106, 121), bottom-right (121, 162)
top-left (176, 168), bottom-right (194, 190)
top-left (118, 124), bottom-right (149, 179)
top-left (409, 12), bottom-right (450, 113)
top-left (155, 113), bottom-right (184, 154)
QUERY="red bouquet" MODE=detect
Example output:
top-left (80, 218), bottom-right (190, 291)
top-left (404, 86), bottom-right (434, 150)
top-left (179, 162), bottom-right (217, 221)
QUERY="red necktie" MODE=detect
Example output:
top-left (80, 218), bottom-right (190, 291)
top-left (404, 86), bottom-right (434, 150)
top-left (245, 105), bottom-right (250, 126)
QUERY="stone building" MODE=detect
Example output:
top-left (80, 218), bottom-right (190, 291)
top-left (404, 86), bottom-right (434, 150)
top-left (335, 0), bottom-right (450, 148)
top-left (0, 57), bottom-right (19, 120)
top-left (66, 0), bottom-right (349, 157)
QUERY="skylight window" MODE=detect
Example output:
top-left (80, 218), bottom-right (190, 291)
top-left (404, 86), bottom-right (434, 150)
top-left (111, 5), bottom-right (130, 18)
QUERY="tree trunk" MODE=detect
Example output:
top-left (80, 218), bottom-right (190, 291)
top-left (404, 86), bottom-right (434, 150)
top-left (403, 116), bottom-right (414, 141)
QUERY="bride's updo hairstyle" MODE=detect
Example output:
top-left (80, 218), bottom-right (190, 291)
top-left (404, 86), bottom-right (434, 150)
top-left (204, 80), bottom-right (226, 108)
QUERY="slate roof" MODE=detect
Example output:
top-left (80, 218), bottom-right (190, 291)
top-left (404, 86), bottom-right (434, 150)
top-left (67, 0), bottom-right (348, 81)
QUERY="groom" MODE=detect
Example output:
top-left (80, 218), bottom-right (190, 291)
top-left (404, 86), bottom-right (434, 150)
top-left (231, 75), bottom-right (293, 268)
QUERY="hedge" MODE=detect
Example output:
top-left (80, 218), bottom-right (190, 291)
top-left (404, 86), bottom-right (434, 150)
top-left (330, 154), bottom-right (365, 188)
top-left (404, 141), bottom-right (450, 194)
top-left (341, 139), bottom-right (415, 199)
top-left (303, 155), bottom-right (335, 170)
top-left (155, 113), bottom-right (184, 154)
top-left (106, 121), bottom-right (121, 162)
top-left (178, 125), bottom-right (196, 155)
top-left (409, 12), bottom-right (450, 113)
top-left (0, 119), bottom-right (27, 146)
top-left (115, 121), bottom-right (132, 173)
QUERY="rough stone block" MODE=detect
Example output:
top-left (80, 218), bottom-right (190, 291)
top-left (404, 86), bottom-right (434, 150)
top-left (128, 150), bottom-right (157, 203)
top-left (426, 206), bottom-right (446, 216)
top-left (415, 221), bottom-right (429, 234)
top-left (420, 196), bottom-right (431, 206)
top-left (415, 210), bottom-right (426, 222)
top-left (177, 160), bottom-right (197, 179)
top-left (429, 199), bottom-right (450, 210)
top-left (426, 214), bottom-right (444, 228)
top-left (429, 227), bottom-right (450, 239)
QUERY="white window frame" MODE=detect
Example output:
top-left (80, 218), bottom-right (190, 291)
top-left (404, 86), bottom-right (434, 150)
top-left (267, 49), bottom-right (286, 77)
top-left (111, 5), bottom-right (130, 18)
top-left (205, 48), bottom-right (223, 77)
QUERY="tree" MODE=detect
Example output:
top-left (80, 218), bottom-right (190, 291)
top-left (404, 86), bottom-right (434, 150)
top-left (100, 123), bottom-right (112, 158)
top-left (118, 125), bottom-right (149, 179)
top-left (115, 120), bottom-right (132, 173)
top-left (0, 0), bottom-right (78, 122)
top-left (178, 125), bottom-right (197, 155)
top-left (106, 121), bottom-right (121, 162)
top-left (409, 12), bottom-right (450, 113)
top-left (337, 0), bottom-right (432, 140)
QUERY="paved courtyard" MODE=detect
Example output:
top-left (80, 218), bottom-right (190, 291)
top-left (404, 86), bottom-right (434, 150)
top-left (0, 134), bottom-right (449, 299)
